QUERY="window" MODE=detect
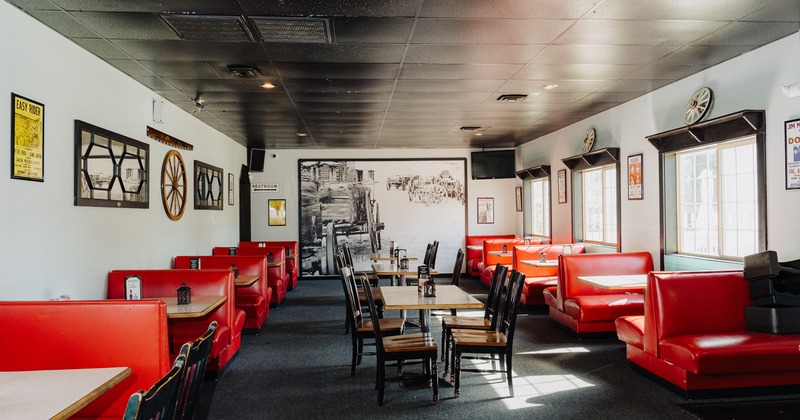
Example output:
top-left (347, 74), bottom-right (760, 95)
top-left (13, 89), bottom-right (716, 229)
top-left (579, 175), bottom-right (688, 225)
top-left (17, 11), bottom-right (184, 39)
top-left (529, 177), bottom-right (550, 238)
top-left (582, 165), bottom-right (617, 245)
top-left (676, 137), bottom-right (757, 258)
top-left (648, 110), bottom-right (766, 267)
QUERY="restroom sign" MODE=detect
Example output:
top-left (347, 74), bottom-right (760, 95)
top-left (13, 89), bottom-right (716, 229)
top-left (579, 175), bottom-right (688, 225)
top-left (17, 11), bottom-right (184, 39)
top-left (252, 182), bottom-right (279, 192)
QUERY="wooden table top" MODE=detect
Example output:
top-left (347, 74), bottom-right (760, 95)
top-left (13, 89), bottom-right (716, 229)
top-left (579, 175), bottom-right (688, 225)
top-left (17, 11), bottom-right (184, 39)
top-left (268, 260), bottom-right (285, 267)
top-left (577, 274), bottom-right (648, 289)
top-left (369, 253), bottom-right (418, 261)
top-left (161, 295), bottom-right (226, 319)
top-left (0, 367), bottom-right (131, 420)
top-left (520, 259), bottom-right (558, 267)
top-left (487, 251), bottom-right (513, 257)
top-left (234, 274), bottom-right (259, 287)
top-left (466, 245), bottom-right (482, 250)
top-left (378, 285), bottom-right (483, 311)
top-left (371, 263), bottom-right (438, 276)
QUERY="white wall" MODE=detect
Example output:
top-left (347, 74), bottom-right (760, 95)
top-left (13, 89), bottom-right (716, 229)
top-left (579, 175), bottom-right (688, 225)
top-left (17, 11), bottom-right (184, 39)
top-left (0, 2), bottom-right (246, 300)
top-left (518, 33), bottom-right (800, 266)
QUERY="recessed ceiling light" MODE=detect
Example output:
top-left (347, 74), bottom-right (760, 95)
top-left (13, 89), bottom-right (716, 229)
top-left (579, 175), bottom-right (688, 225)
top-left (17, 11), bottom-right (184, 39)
top-left (261, 82), bottom-right (276, 89)
top-left (542, 84), bottom-right (559, 90)
top-left (474, 133), bottom-right (483, 136)
top-left (296, 132), bottom-right (307, 137)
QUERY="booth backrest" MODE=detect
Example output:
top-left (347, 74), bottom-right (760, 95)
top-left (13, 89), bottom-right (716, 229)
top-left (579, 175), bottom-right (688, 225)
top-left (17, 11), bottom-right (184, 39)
top-left (173, 255), bottom-right (268, 298)
top-left (482, 239), bottom-right (533, 267)
top-left (107, 269), bottom-right (237, 357)
top-left (466, 235), bottom-right (516, 247)
top-left (0, 300), bottom-right (171, 418)
top-left (513, 244), bottom-right (586, 278)
top-left (239, 241), bottom-right (298, 256)
top-left (556, 252), bottom-right (653, 309)
top-left (644, 270), bottom-right (749, 356)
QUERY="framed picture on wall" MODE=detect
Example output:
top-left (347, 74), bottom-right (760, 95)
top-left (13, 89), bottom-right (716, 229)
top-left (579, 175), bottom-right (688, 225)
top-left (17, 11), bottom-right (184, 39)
top-left (477, 197), bottom-right (494, 224)
top-left (228, 173), bottom-right (234, 205)
top-left (627, 154), bottom-right (643, 200)
top-left (268, 199), bottom-right (286, 226)
top-left (11, 93), bottom-right (45, 182)
top-left (557, 169), bottom-right (567, 204)
top-left (785, 118), bottom-right (800, 189)
top-left (515, 187), bottom-right (522, 212)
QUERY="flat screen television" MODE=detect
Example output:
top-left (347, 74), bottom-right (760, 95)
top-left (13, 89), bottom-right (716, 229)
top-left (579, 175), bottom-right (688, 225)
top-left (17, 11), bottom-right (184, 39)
top-left (471, 150), bottom-right (515, 179)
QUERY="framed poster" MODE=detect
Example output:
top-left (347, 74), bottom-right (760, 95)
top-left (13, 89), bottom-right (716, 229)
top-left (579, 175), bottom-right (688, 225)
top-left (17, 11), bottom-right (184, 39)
top-left (785, 118), bottom-right (800, 189)
top-left (515, 187), bottom-right (522, 212)
top-left (11, 93), bottom-right (45, 181)
top-left (477, 197), bottom-right (494, 224)
top-left (228, 173), bottom-right (235, 205)
top-left (627, 154), bottom-right (643, 200)
top-left (268, 199), bottom-right (286, 226)
top-left (557, 169), bottom-right (567, 204)
top-left (298, 158), bottom-right (466, 277)
top-left (74, 120), bottom-right (149, 208)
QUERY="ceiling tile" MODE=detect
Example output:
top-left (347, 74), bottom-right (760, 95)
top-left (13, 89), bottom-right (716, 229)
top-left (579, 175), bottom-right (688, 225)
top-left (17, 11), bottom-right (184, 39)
top-left (26, 10), bottom-right (95, 38)
top-left (404, 44), bottom-right (545, 64)
top-left (266, 43), bottom-right (406, 63)
top-left (394, 79), bottom-right (505, 93)
top-left (400, 63), bottom-right (523, 79)
top-left (139, 61), bottom-right (219, 78)
top-left (744, 0), bottom-right (800, 22)
top-left (332, 17), bottom-right (414, 43)
top-left (412, 18), bottom-right (573, 44)
top-left (555, 20), bottom-right (729, 45)
top-left (111, 40), bottom-right (267, 61)
top-left (515, 63), bottom-right (640, 80)
top-left (273, 63), bottom-right (400, 79)
top-left (420, 0), bottom-right (597, 19)
top-left (50, 0), bottom-right (244, 13)
top-left (589, 0), bottom-right (768, 20)
top-left (71, 12), bottom-right (180, 40)
top-left (533, 44), bottom-right (680, 65)
top-left (693, 21), bottom-right (800, 46)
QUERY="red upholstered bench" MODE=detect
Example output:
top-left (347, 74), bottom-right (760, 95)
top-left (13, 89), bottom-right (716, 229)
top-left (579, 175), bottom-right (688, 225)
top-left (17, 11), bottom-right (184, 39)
top-left (616, 270), bottom-right (800, 397)
top-left (544, 252), bottom-right (652, 334)
top-left (478, 238), bottom-right (537, 287)
top-left (174, 255), bottom-right (272, 330)
top-left (239, 241), bottom-right (299, 290)
top-left (214, 246), bottom-right (288, 305)
top-left (1, 300), bottom-right (171, 419)
top-left (512, 244), bottom-right (585, 307)
top-left (107, 269), bottom-right (245, 374)
top-left (465, 235), bottom-right (515, 278)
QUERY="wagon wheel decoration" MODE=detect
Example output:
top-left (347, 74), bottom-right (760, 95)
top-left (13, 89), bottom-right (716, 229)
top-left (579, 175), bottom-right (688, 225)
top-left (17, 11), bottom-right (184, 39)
top-left (161, 150), bottom-right (187, 221)
top-left (684, 87), bottom-right (713, 125)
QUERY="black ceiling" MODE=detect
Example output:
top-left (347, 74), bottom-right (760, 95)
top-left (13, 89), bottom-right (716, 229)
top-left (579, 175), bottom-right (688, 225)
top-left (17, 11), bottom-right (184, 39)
top-left (7, 0), bottom-right (800, 149)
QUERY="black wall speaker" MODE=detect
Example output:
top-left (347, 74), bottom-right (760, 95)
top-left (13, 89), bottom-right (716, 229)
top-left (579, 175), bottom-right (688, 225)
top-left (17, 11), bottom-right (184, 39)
top-left (249, 148), bottom-right (266, 172)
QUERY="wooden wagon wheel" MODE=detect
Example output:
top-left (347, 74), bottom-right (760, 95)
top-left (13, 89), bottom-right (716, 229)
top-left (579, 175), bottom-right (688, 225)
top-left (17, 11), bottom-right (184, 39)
top-left (161, 150), bottom-right (187, 221)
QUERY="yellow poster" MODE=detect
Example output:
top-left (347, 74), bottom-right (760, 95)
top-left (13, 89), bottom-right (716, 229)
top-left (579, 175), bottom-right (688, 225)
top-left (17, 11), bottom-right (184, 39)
top-left (268, 199), bottom-right (286, 226)
top-left (12, 94), bottom-right (44, 181)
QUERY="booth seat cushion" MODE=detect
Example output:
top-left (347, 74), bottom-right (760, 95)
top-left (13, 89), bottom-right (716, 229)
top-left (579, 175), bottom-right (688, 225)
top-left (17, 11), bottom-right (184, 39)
top-left (240, 241), bottom-right (299, 290)
top-left (659, 333), bottom-right (800, 375)
top-left (615, 315), bottom-right (645, 350)
top-left (564, 294), bottom-right (644, 322)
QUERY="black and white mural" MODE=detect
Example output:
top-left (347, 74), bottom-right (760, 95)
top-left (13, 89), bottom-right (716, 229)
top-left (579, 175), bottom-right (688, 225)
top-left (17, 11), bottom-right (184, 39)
top-left (299, 158), bottom-right (467, 278)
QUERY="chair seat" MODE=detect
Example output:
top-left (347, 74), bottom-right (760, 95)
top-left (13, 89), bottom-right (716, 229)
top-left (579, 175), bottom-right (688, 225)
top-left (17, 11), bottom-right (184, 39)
top-left (384, 332), bottom-right (437, 353)
top-left (452, 329), bottom-right (508, 347)
top-left (358, 289), bottom-right (383, 303)
top-left (356, 317), bottom-right (404, 333)
top-left (441, 315), bottom-right (491, 330)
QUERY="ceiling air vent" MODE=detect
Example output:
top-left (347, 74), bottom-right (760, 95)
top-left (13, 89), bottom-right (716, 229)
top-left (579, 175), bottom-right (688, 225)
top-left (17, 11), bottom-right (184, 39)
top-left (249, 17), bottom-right (331, 44)
top-left (227, 65), bottom-right (261, 78)
top-left (460, 126), bottom-right (482, 131)
top-left (161, 14), bottom-right (254, 42)
top-left (497, 94), bottom-right (528, 102)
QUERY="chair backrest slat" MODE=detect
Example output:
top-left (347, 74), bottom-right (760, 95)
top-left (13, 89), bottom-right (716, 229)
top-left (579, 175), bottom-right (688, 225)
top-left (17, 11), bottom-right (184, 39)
top-left (485, 264), bottom-right (508, 328)
top-left (361, 279), bottom-right (385, 354)
top-left (124, 354), bottom-right (186, 420)
top-left (175, 322), bottom-right (216, 420)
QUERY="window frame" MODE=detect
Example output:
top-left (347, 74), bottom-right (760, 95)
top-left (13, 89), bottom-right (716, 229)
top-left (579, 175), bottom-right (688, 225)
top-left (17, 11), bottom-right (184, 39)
top-left (580, 164), bottom-right (618, 246)
top-left (515, 165), bottom-right (551, 242)
top-left (647, 110), bottom-right (766, 267)
top-left (562, 147), bottom-right (621, 251)
top-left (529, 176), bottom-right (551, 239)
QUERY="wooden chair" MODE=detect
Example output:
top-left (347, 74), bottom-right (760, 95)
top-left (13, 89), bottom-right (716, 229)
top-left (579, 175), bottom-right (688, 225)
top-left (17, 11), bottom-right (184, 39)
top-left (176, 321), bottom-right (217, 420)
top-left (336, 253), bottom-right (383, 336)
top-left (447, 248), bottom-right (465, 316)
top-left (441, 263), bottom-right (508, 374)
top-left (340, 241), bottom-right (379, 286)
top-left (451, 270), bottom-right (525, 398)
top-left (340, 266), bottom-right (405, 376)
top-left (429, 240), bottom-right (440, 270)
top-left (124, 351), bottom-right (187, 420)
top-left (362, 278), bottom-right (440, 405)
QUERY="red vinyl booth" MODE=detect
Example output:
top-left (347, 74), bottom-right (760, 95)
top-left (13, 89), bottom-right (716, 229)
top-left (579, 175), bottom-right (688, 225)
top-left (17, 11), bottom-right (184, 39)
top-left (543, 252), bottom-right (652, 334)
top-left (174, 255), bottom-right (272, 330)
top-left (239, 241), bottom-right (299, 290)
top-left (107, 269), bottom-right (245, 374)
top-left (1, 300), bottom-right (171, 419)
top-left (512, 244), bottom-right (585, 306)
top-left (214, 246), bottom-right (288, 305)
top-left (616, 270), bottom-right (800, 397)
top-left (465, 235), bottom-right (516, 277)
top-left (478, 238), bottom-right (537, 287)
